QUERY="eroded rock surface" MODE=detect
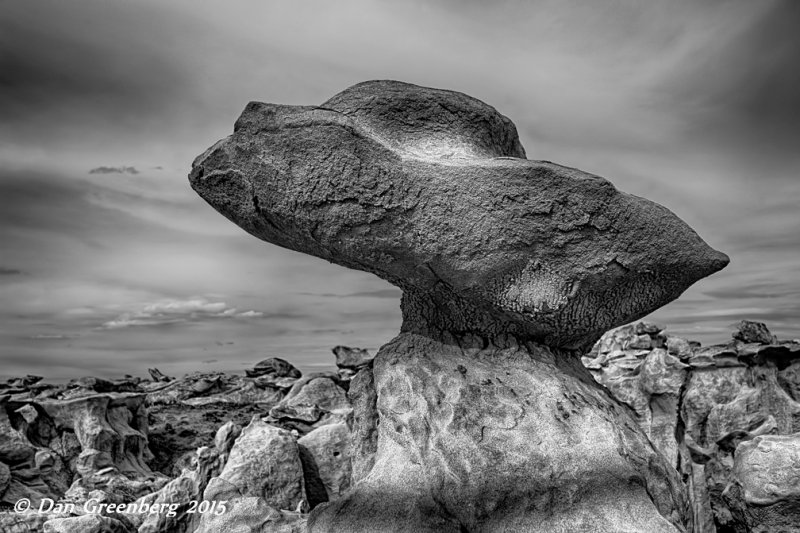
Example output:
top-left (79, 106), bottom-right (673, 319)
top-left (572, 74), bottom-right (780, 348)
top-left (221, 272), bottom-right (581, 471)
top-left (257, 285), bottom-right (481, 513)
top-left (0, 390), bottom-right (167, 514)
top-left (297, 422), bottom-right (351, 507)
top-left (190, 79), bottom-right (728, 349)
top-left (200, 418), bottom-right (305, 510)
top-left (190, 80), bottom-right (730, 531)
top-left (723, 434), bottom-right (800, 532)
top-left (312, 332), bottom-right (690, 532)
top-left (583, 322), bottom-right (690, 468)
top-left (332, 346), bottom-right (374, 384)
top-left (196, 418), bottom-right (306, 532)
top-left (585, 319), bottom-right (800, 533)
top-left (267, 374), bottom-right (351, 433)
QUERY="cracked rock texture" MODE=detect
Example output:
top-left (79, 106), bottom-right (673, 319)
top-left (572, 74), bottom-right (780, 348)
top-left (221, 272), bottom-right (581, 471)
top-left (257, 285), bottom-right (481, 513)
top-left (724, 434), bottom-right (800, 532)
top-left (585, 320), bottom-right (800, 533)
top-left (310, 332), bottom-right (690, 532)
top-left (190, 80), bottom-right (729, 531)
top-left (190, 79), bottom-right (728, 349)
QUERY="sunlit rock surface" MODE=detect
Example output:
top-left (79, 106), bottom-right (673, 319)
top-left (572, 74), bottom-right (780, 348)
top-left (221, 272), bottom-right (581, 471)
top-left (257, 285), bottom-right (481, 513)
top-left (585, 320), bottom-right (800, 532)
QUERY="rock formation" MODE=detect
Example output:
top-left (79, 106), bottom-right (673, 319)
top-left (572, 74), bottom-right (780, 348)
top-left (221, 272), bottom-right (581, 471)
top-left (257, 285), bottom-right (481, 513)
top-left (190, 80), bottom-right (729, 531)
top-left (724, 434), bottom-right (800, 533)
top-left (4, 324), bottom-right (800, 531)
top-left (331, 346), bottom-right (374, 384)
top-left (0, 390), bottom-right (168, 512)
top-left (585, 320), bottom-right (800, 532)
top-left (0, 362), bottom-right (321, 532)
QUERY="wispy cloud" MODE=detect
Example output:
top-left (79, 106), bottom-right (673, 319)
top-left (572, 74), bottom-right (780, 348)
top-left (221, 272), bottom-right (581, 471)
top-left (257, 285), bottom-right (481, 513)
top-left (101, 298), bottom-right (263, 329)
top-left (297, 289), bottom-right (401, 299)
top-left (28, 333), bottom-right (80, 340)
top-left (0, 0), bottom-right (798, 379)
top-left (89, 166), bottom-right (140, 175)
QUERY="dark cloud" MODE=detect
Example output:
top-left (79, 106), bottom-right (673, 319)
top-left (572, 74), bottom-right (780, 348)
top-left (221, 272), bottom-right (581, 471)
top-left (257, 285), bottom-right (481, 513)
top-left (666, 1), bottom-right (800, 156)
top-left (89, 166), bottom-right (140, 175)
top-left (0, 0), bottom-right (797, 379)
top-left (0, 0), bottom-right (195, 150)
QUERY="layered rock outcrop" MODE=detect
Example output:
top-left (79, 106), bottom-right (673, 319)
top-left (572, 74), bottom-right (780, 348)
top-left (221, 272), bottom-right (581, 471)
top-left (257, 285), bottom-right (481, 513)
top-left (0, 362), bottom-right (322, 532)
top-left (0, 390), bottom-right (167, 512)
top-left (585, 320), bottom-right (800, 532)
top-left (190, 80), bottom-right (729, 531)
top-left (4, 325), bottom-right (800, 531)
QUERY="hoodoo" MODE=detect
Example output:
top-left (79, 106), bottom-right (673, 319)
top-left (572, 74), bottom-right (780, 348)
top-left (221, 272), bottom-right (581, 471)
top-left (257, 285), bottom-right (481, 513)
top-left (190, 80), bottom-right (728, 532)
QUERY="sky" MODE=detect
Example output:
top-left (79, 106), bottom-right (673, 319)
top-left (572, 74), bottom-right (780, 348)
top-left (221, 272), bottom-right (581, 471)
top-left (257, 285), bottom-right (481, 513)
top-left (1, 0), bottom-right (798, 380)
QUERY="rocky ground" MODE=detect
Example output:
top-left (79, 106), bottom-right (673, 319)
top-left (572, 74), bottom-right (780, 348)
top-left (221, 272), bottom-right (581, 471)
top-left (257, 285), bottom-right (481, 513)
top-left (1, 324), bottom-right (798, 532)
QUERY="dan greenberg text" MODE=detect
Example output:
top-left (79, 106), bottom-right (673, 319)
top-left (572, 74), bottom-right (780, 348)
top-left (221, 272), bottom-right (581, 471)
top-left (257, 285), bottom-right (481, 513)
top-left (13, 497), bottom-right (228, 518)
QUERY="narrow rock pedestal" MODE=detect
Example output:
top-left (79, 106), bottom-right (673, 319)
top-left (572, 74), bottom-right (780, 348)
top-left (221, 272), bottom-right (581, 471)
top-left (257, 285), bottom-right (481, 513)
top-left (309, 298), bottom-right (691, 532)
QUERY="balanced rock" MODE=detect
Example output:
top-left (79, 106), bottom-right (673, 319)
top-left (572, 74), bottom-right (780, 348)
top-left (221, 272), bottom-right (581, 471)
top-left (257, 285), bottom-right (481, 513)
top-left (191, 80), bottom-right (729, 531)
top-left (191, 80), bottom-right (727, 349)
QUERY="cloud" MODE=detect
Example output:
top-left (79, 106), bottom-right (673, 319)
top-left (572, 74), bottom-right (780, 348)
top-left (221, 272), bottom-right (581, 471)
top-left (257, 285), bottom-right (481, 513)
top-left (0, 1), bottom-right (194, 152)
top-left (297, 289), bottom-right (402, 299)
top-left (101, 298), bottom-right (263, 329)
top-left (0, 0), bottom-right (798, 378)
top-left (89, 166), bottom-right (140, 175)
top-left (28, 333), bottom-right (80, 340)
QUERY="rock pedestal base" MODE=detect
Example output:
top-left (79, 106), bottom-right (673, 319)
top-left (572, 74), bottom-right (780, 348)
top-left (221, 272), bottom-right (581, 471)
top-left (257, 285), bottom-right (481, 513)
top-left (310, 333), bottom-right (692, 532)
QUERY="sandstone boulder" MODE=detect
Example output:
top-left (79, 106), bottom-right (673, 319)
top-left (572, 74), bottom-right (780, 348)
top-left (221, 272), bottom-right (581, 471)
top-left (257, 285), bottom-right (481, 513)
top-left (733, 320), bottom-right (778, 345)
top-left (268, 375), bottom-right (351, 433)
top-left (724, 434), bottom-right (800, 532)
top-left (297, 422), bottom-right (351, 507)
top-left (584, 323), bottom-right (689, 468)
top-left (332, 346), bottom-right (373, 370)
top-left (201, 418), bottom-right (305, 511)
top-left (214, 420), bottom-right (242, 455)
top-left (586, 321), bottom-right (800, 532)
top-left (136, 445), bottom-right (225, 533)
top-left (190, 79), bottom-right (728, 350)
